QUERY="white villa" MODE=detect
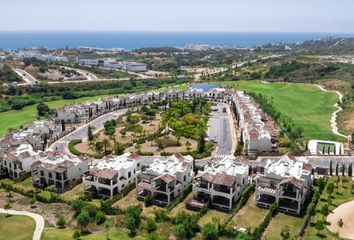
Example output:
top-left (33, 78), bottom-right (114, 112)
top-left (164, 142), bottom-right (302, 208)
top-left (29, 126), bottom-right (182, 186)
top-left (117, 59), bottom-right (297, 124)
top-left (255, 153), bottom-right (313, 215)
top-left (31, 151), bottom-right (88, 192)
top-left (83, 153), bottom-right (140, 198)
top-left (190, 156), bottom-right (249, 211)
top-left (136, 153), bottom-right (194, 207)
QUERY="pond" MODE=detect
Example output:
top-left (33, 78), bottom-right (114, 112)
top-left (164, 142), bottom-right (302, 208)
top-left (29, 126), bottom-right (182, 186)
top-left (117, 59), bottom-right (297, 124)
top-left (191, 83), bottom-right (222, 91)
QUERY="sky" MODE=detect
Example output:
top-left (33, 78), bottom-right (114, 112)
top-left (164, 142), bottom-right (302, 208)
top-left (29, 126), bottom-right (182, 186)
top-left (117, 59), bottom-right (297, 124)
top-left (1, 0), bottom-right (354, 33)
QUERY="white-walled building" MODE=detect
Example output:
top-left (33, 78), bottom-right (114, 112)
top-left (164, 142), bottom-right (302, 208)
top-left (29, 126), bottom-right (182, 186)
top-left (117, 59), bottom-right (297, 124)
top-left (31, 151), bottom-right (88, 192)
top-left (190, 156), bottom-right (249, 211)
top-left (255, 153), bottom-right (313, 215)
top-left (136, 153), bottom-right (194, 207)
top-left (121, 61), bottom-right (147, 72)
top-left (83, 153), bottom-right (140, 198)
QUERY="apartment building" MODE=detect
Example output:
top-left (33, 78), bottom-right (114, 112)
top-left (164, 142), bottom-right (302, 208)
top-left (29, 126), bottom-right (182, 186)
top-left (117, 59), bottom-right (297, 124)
top-left (0, 143), bottom-right (38, 179)
top-left (56, 105), bottom-right (89, 123)
top-left (255, 153), bottom-right (313, 215)
top-left (121, 61), bottom-right (147, 72)
top-left (233, 91), bottom-right (277, 157)
top-left (190, 156), bottom-right (249, 211)
top-left (136, 153), bottom-right (194, 207)
top-left (31, 151), bottom-right (88, 192)
top-left (83, 153), bottom-right (140, 198)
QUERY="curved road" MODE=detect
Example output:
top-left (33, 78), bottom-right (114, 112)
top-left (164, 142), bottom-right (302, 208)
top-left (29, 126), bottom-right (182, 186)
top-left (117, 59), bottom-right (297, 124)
top-left (50, 109), bottom-right (127, 154)
top-left (0, 208), bottom-right (44, 240)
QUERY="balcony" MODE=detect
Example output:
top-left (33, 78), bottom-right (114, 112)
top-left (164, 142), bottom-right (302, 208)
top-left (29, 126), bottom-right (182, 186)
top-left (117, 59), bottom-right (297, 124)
top-left (281, 190), bottom-right (297, 199)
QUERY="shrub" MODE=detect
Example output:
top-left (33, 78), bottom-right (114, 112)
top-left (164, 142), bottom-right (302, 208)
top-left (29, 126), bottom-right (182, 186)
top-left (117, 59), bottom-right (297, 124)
top-left (146, 219), bottom-right (157, 233)
top-left (56, 217), bottom-right (66, 228)
top-left (154, 209), bottom-right (170, 223)
top-left (72, 230), bottom-right (81, 240)
top-left (68, 140), bottom-right (82, 156)
top-left (145, 193), bottom-right (153, 207)
top-left (202, 222), bottom-right (219, 240)
top-left (95, 211), bottom-right (107, 225)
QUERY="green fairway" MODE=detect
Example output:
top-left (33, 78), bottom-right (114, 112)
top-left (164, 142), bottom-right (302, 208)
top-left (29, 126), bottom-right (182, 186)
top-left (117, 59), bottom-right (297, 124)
top-left (41, 228), bottom-right (134, 240)
top-left (0, 214), bottom-right (35, 240)
top-left (216, 81), bottom-right (342, 141)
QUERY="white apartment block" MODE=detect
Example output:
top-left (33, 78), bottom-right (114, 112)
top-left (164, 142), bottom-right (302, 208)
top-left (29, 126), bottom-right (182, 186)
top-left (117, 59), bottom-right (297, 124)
top-left (31, 151), bottom-right (88, 192)
top-left (0, 143), bottom-right (38, 179)
top-left (233, 91), bottom-right (276, 157)
top-left (121, 61), bottom-right (147, 72)
top-left (56, 105), bottom-right (89, 123)
top-left (136, 153), bottom-right (194, 207)
top-left (16, 51), bottom-right (68, 62)
top-left (190, 156), bottom-right (249, 211)
top-left (255, 153), bottom-right (313, 215)
top-left (83, 153), bottom-right (140, 198)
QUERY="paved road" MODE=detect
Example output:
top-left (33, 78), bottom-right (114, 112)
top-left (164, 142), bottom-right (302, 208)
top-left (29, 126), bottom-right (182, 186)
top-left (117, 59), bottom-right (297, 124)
top-left (207, 103), bottom-right (234, 159)
top-left (0, 208), bottom-right (44, 240)
top-left (14, 68), bottom-right (39, 85)
top-left (49, 109), bottom-right (127, 154)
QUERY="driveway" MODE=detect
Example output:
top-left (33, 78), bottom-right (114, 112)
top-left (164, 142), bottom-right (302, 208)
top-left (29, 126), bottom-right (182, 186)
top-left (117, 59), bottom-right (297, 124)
top-left (0, 208), bottom-right (44, 240)
top-left (207, 103), bottom-right (234, 159)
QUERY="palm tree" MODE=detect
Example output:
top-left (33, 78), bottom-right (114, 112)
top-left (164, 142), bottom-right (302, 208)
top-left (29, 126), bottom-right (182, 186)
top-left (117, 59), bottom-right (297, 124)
top-left (338, 218), bottom-right (344, 236)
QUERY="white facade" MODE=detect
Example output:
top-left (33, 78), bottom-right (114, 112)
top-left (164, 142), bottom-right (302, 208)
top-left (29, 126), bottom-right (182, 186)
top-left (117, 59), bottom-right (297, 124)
top-left (121, 61), bottom-right (147, 72)
top-left (255, 153), bottom-right (313, 215)
top-left (16, 51), bottom-right (68, 62)
top-left (83, 153), bottom-right (140, 198)
top-left (136, 153), bottom-right (194, 207)
top-left (191, 156), bottom-right (249, 211)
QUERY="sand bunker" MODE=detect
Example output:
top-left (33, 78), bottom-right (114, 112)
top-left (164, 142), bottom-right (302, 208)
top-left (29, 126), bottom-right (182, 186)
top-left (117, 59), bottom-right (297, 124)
top-left (327, 200), bottom-right (354, 239)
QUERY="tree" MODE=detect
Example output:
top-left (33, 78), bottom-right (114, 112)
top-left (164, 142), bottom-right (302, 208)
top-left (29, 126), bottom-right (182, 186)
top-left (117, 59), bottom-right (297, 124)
top-left (56, 217), bottom-right (66, 228)
top-left (338, 218), bottom-right (344, 235)
top-left (95, 211), bottom-right (106, 225)
top-left (320, 204), bottom-right (329, 220)
top-left (104, 221), bottom-right (112, 240)
top-left (336, 163), bottom-right (339, 176)
top-left (307, 203), bottom-right (316, 223)
top-left (349, 163), bottom-right (353, 177)
top-left (280, 225), bottom-right (290, 240)
top-left (315, 220), bottom-right (324, 235)
top-left (174, 224), bottom-right (188, 240)
top-left (197, 131), bottom-right (206, 154)
top-left (326, 182), bottom-right (334, 198)
top-left (87, 125), bottom-right (94, 142)
top-left (72, 230), bottom-right (81, 240)
top-left (329, 160), bottom-right (333, 176)
top-left (113, 142), bottom-right (125, 155)
top-left (125, 205), bottom-right (142, 236)
top-left (102, 139), bottom-right (111, 153)
top-left (341, 163), bottom-right (346, 176)
top-left (71, 199), bottom-right (85, 215)
top-left (36, 102), bottom-right (50, 116)
top-left (3, 203), bottom-right (12, 217)
top-left (61, 120), bottom-right (66, 132)
top-left (201, 223), bottom-right (219, 240)
top-left (235, 232), bottom-right (252, 240)
top-left (77, 211), bottom-right (90, 231)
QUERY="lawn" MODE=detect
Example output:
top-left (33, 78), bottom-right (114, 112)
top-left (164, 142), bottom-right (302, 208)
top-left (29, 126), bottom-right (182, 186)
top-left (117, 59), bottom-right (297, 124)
top-left (262, 213), bottom-right (304, 240)
top-left (198, 209), bottom-right (231, 226)
top-left (303, 177), bottom-right (354, 239)
top-left (169, 192), bottom-right (195, 217)
top-left (0, 214), bottom-right (35, 240)
top-left (228, 193), bottom-right (268, 231)
top-left (61, 183), bottom-right (101, 206)
top-left (216, 81), bottom-right (342, 141)
top-left (41, 228), bottom-right (134, 240)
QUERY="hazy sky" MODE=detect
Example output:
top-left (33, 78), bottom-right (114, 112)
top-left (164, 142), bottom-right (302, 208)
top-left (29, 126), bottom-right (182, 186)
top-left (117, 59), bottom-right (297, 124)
top-left (1, 0), bottom-right (354, 32)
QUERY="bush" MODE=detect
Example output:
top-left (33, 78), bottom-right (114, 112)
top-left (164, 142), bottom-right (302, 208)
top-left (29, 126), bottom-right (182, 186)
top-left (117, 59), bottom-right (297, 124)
top-left (72, 230), bottom-right (81, 240)
top-left (56, 217), bottom-right (66, 228)
top-left (68, 140), bottom-right (82, 156)
top-left (202, 222), bottom-right (219, 240)
top-left (146, 219), bottom-right (157, 233)
top-left (95, 211), bottom-right (107, 225)
top-left (154, 209), bottom-right (170, 223)
top-left (145, 193), bottom-right (153, 207)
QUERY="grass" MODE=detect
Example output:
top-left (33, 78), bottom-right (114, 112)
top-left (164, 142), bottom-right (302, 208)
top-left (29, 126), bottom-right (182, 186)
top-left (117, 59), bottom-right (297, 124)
top-left (169, 192), bottom-right (195, 217)
top-left (0, 214), bottom-right (35, 240)
top-left (41, 228), bottom-right (134, 240)
top-left (228, 193), bottom-right (268, 231)
top-left (303, 177), bottom-right (354, 239)
top-left (262, 212), bottom-right (304, 240)
top-left (216, 81), bottom-right (342, 141)
top-left (61, 183), bottom-right (101, 206)
top-left (198, 209), bottom-right (231, 226)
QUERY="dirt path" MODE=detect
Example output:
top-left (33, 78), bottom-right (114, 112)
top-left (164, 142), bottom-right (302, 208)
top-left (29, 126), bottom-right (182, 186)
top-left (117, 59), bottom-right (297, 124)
top-left (327, 200), bottom-right (354, 239)
top-left (315, 84), bottom-right (349, 139)
top-left (0, 208), bottom-right (44, 240)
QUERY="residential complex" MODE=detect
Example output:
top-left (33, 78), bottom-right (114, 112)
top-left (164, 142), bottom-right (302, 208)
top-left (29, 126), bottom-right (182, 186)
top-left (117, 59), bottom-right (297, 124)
top-left (15, 50), bottom-right (68, 62)
top-left (255, 153), bottom-right (313, 215)
top-left (83, 153), bottom-right (140, 198)
top-left (233, 91), bottom-right (278, 157)
top-left (189, 156), bottom-right (249, 211)
top-left (136, 153), bottom-right (194, 207)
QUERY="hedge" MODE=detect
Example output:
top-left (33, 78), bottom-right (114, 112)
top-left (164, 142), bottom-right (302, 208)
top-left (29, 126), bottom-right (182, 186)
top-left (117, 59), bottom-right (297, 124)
top-left (68, 139), bottom-right (82, 156)
top-left (251, 203), bottom-right (278, 239)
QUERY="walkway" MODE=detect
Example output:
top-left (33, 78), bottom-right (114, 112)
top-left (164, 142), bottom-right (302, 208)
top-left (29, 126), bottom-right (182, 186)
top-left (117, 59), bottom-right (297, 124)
top-left (315, 84), bottom-right (349, 139)
top-left (0, 208), bottom-right (44, 240)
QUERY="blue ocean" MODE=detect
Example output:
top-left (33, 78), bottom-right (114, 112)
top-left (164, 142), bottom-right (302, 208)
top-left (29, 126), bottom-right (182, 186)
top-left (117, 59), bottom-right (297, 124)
top-left (0, 31), bottom-right (351, 51)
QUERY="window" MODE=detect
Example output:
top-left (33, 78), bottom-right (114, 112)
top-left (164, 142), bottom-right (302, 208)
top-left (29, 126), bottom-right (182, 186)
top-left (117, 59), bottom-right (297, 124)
top-left (40, 171), bottom-right (44, 177)
top-left (128, 172), bottom-right (131, 178)
top-left (49, 172), bottom-right (52, 178)
top-left (183, 176), bottom-right (186, 182)
top-left (137, 163), bottom-right (140, 168)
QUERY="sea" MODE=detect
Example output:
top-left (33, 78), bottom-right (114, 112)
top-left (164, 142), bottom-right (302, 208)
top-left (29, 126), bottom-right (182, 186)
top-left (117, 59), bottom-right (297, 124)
top-left (0, 31), bottom-right (352, 51)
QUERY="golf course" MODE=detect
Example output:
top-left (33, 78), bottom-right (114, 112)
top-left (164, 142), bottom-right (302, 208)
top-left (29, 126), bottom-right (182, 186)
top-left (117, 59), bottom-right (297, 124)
top-left (0, 81), bottom-right (342, 141)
